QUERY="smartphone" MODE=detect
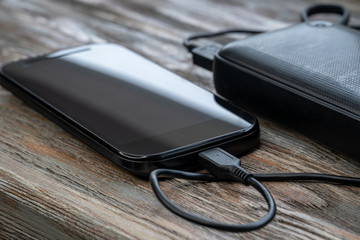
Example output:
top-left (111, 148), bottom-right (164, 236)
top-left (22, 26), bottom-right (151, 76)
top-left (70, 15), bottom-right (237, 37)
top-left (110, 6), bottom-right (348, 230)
top-left (0, 44), bottom-right (259, 176)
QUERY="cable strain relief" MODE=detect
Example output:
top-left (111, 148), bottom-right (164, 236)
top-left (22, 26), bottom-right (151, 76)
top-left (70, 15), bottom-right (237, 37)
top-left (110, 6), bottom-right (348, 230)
top-left (184, 43), bottom-right (198, 52)
top-left (191, 43), bottom-right (222, 71)
top-left (230, 166), bottom-right (253, 185)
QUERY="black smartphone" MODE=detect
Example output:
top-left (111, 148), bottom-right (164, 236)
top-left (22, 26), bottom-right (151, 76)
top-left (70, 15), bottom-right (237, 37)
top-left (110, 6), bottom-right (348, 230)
top-left (0, 44), bottom-right (259, 176)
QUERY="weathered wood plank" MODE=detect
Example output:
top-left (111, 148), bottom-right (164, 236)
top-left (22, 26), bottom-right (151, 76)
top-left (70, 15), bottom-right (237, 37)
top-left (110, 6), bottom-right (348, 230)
top-left (1, 0), bottom-right (360, 239)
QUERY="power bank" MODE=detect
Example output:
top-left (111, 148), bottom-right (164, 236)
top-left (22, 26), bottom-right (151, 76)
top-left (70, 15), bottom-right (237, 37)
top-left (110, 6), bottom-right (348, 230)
top-left (213, 21), bottom-right (360, 159)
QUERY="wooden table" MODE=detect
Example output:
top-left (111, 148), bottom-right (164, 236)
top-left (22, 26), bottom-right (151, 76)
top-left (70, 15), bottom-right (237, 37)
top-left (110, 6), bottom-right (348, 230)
top-left (1, 0), bottom-right (360, 239)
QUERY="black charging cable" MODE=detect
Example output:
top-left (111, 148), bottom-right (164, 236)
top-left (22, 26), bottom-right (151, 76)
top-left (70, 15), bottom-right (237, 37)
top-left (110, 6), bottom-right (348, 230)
top-left (183, 28), bottom-right (263, 71)
top-left (184, 4), bottom-right (360, 71)
top-left (150, 148), bottom-right (360, 232)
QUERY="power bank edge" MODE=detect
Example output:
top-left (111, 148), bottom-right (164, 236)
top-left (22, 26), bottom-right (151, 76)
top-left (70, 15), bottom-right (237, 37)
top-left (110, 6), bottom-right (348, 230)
top-left (213, 53), bottom-right (360, 159)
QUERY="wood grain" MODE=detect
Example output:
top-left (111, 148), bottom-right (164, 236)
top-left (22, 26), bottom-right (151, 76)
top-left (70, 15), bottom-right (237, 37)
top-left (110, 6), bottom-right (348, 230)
top-left (1, 0), bottom-right (360, 239)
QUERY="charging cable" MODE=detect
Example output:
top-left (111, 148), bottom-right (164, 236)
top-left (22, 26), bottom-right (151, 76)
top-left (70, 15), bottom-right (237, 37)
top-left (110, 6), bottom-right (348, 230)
top-left (150, 148), bottom-right (360, 232)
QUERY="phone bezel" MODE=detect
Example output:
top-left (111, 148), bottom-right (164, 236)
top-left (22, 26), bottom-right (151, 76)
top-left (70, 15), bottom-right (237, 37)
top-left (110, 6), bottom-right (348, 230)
top-left (0, 44), bottom-right (260, 175)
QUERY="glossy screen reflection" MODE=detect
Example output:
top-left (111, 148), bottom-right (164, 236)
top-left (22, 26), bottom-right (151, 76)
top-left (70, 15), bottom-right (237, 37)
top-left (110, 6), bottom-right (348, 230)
top-left (4, 44), bottom-right (252, 156)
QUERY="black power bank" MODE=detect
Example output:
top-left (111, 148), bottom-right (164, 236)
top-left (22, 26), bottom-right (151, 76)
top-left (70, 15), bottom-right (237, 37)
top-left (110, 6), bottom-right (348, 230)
top-left (213, 21), bottom-right (360, 159)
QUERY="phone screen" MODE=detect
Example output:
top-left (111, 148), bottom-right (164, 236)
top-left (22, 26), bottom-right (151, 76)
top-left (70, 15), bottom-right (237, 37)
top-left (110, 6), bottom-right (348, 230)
top-left (3, 44), bottom-right (252, 156)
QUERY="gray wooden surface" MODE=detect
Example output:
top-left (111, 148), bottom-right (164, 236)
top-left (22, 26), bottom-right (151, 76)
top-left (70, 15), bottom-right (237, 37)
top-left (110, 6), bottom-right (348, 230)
top-left (1, 0), bottom-right (360, 239)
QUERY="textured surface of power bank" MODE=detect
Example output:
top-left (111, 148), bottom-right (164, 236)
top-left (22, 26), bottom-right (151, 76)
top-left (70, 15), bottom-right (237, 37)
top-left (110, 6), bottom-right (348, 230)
top-left (214, 21), bottom-right (360, 159)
